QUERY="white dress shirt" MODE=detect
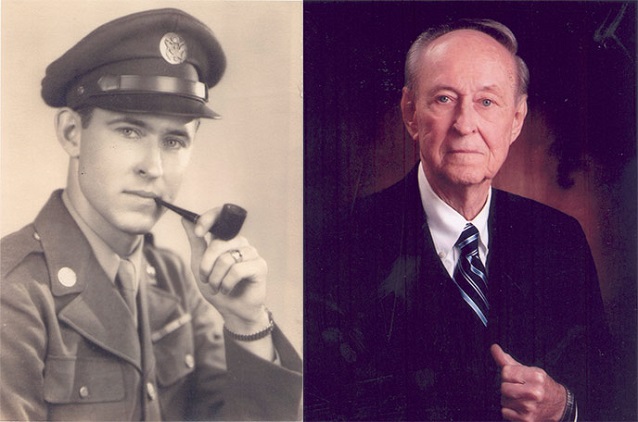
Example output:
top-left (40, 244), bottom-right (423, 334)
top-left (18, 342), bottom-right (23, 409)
top-left (417, 162), bottom-right (492, 277)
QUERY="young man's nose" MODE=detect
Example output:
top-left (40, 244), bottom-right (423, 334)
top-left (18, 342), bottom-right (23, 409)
top-left (136, 143), bottom-right (164, 178)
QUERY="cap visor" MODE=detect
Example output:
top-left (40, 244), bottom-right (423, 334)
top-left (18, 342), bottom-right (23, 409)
top-left (85, 93), bottom-right (220, 119)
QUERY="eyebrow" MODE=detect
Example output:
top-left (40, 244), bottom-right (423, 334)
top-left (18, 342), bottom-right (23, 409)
top-left (477, 85), bottom-right (507, 96)
top-left (106, 116), bottom-right (194, 139)
top-left (427, 84), bottom-right (509, 101)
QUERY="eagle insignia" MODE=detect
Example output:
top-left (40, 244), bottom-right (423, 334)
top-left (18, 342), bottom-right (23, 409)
top-left (160, 32), bottom-right (187, 64)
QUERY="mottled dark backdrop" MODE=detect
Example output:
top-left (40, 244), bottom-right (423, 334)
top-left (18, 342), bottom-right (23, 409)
top-left (304, 1), bottom-right (636, 418)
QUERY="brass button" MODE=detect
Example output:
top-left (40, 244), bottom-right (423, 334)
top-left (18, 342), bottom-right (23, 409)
top-left (146, 382), bottom-right (156, 401)
top-left (185, 354), bottom-right (195, 369)
top-left (79, 386), bottom-right (89, 398)
top-left (146, 265), bottom-right (157, 285)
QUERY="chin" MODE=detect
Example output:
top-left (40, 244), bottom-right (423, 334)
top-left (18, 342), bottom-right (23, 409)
top-left (115, 213), bottom-right (160, 235)
top-left (443, 169), bottom-right (486, 187)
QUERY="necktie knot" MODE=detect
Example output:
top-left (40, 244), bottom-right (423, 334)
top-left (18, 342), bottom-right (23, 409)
top-left (456, 223), bottom-right (480, 257)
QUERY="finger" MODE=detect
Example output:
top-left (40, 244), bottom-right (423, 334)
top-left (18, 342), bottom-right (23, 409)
top-left (199, 237), bottom-right (249, 282)
top-left (193, 207), bottom-right (222, 237)
top-left (194, 271), bottom-right (221, 298)
top-left (217, 256), bottom-right (267, 295)
top-left (501, 381), bottom-right (533, 401)
top-left (501, 407), bottom-right (524, 422)
top-left (502, 392), bottom-right (538, 419)
top-left (182, 218), bottom-right (207, 261)
top-left (490, 343), bottom-right (521, 368)
top-left (208, 246), bottom-right (258, 292)
top-left (501, 363), bottom-right (529, 385)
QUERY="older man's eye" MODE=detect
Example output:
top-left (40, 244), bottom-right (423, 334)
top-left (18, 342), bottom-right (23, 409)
top-left (437, 95), bottom-right (451, 103)
top-left (481, 98), bottom-right (493, 107)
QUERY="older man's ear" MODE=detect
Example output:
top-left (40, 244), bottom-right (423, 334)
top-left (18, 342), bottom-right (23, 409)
top-left (400, 87), bottom-right (420, 142)
top-left (509, 96), bottom-right (528, 145)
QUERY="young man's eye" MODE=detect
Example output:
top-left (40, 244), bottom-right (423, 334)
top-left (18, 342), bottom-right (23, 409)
top-left (163, 138), bottom-right (187, 149)
top-left (117, 127), bottom-right (141, 139)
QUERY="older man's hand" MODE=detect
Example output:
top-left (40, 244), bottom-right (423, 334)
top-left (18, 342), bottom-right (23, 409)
top-left (490, 344), bottom-right (567, 422)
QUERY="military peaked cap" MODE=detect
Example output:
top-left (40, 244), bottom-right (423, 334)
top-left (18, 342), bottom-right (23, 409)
top-left (41, 8), bottom-right (226, 119)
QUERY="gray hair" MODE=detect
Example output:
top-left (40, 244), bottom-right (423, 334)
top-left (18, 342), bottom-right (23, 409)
top-left (404, 19), bottom-right (530, 98)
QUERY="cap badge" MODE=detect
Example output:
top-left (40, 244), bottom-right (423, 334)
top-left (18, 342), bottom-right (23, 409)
top-left (160, 33), bottom-right (187, 64)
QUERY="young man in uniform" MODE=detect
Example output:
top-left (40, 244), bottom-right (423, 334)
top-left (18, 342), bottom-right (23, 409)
top-left (1, 8), bottom-right (301, 420)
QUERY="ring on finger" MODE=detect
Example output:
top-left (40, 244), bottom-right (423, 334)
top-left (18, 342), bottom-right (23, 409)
top-left (229, 249), bottom-right (243, 264)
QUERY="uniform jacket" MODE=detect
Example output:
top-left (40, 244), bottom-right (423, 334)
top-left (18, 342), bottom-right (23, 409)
top-left (305, 165), bottom-right (613, 421)
top-left (1, 190), bottom-right (302, 421)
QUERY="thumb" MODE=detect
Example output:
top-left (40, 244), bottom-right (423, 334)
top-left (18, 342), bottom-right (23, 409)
top-left (490, 343), bottom-right (520, 368)
top-left (181, 217), bottom-right (207, 268)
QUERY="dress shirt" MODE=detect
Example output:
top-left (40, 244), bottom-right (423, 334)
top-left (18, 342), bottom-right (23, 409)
top-left (417, 162), bottom-right (491, 277)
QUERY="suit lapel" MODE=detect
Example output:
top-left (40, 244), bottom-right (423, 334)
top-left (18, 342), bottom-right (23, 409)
top-left (485, 190), bottom-right (536, 346)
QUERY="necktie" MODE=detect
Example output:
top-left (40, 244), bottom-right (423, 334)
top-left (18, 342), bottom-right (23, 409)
top-left (452, 223), bottom-right (489, 327)
top-left (117, 258), bottom-right (138, 323)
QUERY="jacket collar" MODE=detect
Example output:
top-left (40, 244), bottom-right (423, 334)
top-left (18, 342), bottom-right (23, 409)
top-left (33, 191), bottom-right (150, 369)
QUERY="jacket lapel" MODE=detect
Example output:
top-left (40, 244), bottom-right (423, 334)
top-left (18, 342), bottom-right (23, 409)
top-left (35, 191), bottom-right (142, 370)
top-left (57, 267), bottom-right (142, 369)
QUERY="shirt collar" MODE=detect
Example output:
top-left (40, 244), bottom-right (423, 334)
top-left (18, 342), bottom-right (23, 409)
top-left (418, 162), bottom-right (491, 258)
top-left (62, 190), bottom-right (144, 286)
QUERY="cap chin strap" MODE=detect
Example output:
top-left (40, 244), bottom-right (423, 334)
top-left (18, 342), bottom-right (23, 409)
top-left (98, 74), bottom-right (208, 101)
top-left (67, 74), bottom-right (209, 107)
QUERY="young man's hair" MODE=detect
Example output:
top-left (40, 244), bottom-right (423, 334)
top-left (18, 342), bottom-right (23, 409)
top-left (75, 106), bottom-right (95, 128)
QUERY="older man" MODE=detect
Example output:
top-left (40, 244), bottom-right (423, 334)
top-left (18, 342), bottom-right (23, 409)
top-left (305, 19), bottom-right (611, 421)
top-left (1, 8), bottom-right (301, 421)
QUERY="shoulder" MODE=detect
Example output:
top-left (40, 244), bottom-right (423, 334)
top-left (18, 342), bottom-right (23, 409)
top-left (357, 168), bottom-right (419, 213)
top-left (1, 225), bottom-right (52, 314)
top-left (492, 189), bottom-right (582, 228)
top-left (491, 189), bottom-right (587, 247)
top-left (353, 167), bottom-right (421, 232)
top-left (1, 224), bottom-right (45, 279)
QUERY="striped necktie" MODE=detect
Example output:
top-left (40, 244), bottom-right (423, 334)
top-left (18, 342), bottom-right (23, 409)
top-left (117, 258), bottom-right (138, 324)
top-left (452, 223), bottom-right (489, 327)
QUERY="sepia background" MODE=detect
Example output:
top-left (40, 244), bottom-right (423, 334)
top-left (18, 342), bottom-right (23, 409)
top-left (1, 0), bottom-right (303, 353)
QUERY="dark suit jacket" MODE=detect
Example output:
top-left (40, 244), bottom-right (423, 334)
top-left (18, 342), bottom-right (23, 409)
top-left (1, 190), bottom-right (302, 421)
top-left (305, 166), bottom-right (612, 421)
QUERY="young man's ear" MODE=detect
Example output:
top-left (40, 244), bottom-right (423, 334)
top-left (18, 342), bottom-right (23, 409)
top-left (400, 87), bottom-right (419, 141)
top-left (55, 108), bottom-right (82, 158)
